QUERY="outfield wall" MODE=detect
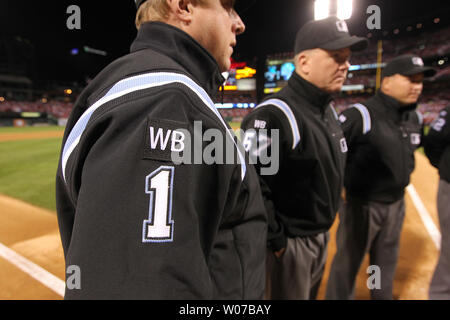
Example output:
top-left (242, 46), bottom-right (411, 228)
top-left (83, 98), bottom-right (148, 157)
top-left (0, 111), bottom-right (57, 127)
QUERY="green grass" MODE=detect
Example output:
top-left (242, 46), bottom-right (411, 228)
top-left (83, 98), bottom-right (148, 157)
top-left (229, 121), bottom-right (243, 140)
top-left (416, 126), bottom-right (430, 155)
top-left (229, 122), bottom-right (241, 131)
top-left (0, 126), bottom-right (64, 134)
top-left (0, 137), bottom-right (62, 211)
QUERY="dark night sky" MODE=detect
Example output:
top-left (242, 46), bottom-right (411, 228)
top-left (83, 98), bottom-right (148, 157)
top-left (0, 0), bottom-right (449, 83)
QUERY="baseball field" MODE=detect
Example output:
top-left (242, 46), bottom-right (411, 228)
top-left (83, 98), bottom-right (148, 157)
top-left (0, 125), bottom-right (442, 299)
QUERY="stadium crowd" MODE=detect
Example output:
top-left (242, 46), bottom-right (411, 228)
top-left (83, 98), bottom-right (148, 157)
top-left (350, 26), bottom-right (450, 65)
top-left (1, 25), bottom-right (449, 126)
top-left (0, 100), bottom-right (73, 118)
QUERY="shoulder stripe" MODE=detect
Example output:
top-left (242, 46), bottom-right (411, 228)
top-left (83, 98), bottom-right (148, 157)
top-left (415, 110), bottom-right (424, 126)
top-left (330, 104), bottom-right (339, 120)
top-left (352, 103), bottom-right (371, 134)
top-left (61, 72), bottom-right (246, 183)
top-left (255, 98), bottom-right (301, 149)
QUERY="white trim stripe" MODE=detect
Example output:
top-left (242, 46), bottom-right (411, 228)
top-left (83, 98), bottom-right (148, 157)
top-left (62, 72), bottom-right (246, 182)
top-left (256, 99), bottom-right (301, 149)
top-left (415, 110), bottom-right (424, 126)
top-left (352, 103), bottom-right (372, 134)
top-left (406, 184), bottom-right (441, 250)
top-left (330, 104), bottom-right (339, 120)
top-left (0, 242), bottom-right (65, 297)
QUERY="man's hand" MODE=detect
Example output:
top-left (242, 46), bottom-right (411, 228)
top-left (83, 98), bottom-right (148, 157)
top-left (274, 247), bottom-right (286, 259)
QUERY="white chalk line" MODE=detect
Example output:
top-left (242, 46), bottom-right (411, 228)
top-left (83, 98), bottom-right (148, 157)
top-left (0, 242), bottom-right (64, 297)
top-left (406, 184), bottom-right (441, 250)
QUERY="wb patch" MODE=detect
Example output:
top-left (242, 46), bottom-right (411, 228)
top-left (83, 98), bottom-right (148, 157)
top-left (254, 119), bottom-right (267, 129)
top-left (143, 118), bottom-right (188, 162)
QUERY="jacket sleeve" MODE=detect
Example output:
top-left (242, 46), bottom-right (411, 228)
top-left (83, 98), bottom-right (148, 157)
top-left (338, 106), bottom-right (365, 149)
top-left (58, 87), bottom-right (242, 299)
top-left (241, 106), bottom-right (290, 252)
top-left (424, 106), bottom-right (450, 168)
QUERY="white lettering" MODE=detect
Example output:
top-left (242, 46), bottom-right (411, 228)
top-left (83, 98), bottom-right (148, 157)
top-left (149, 127), bottom-right (171, 150)
top-left (171, 130), bottom-right (185, 152)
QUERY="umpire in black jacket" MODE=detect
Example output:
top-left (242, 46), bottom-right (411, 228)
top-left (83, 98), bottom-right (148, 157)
top-left (241, 16), bottom-right (367, 299)
top-left (424, 105), bottom-right (450, 300)
top-left (56, 0), bottom-right (267, 299)
top-left (326, 54), bottom-right (436, 300)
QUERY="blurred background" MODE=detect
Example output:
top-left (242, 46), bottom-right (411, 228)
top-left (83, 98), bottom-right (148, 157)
top-left (0, 0), bottom-right (449, 127)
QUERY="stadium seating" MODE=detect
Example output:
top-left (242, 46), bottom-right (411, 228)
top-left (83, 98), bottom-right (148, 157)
top-left (0, 100), bottom-right (74, 119)
top-left (2, 26), bottom-right (449, 126)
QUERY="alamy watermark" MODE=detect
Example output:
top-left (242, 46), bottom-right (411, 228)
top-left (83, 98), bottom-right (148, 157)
top-left (66, 265), bottom-right (81, 290)
top-left (149, 121), bottom-right (280, 176)
top-left (66, 5), bottom-right (81, 30)
top-left (66, 4), bottom-right (382, 31)
top-left (366, 5), bottom-right (381, 30)
top-left (367, 265), bottom-right (381, 290)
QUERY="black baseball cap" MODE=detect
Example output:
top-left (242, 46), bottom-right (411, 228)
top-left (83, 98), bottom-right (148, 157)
top-left (135, 0), bottom-right (146, 8)
top-left (382, 54), bottom-right (436, 78)
top-left (234, 0), bottom-right (256, 14)
top-left (135, 0), bottom-right (256, 15)
top-left (294, 16), bottom-right (368, 54)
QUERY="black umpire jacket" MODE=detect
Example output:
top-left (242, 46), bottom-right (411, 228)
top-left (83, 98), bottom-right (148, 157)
top-left (241, 73), bottom-right (347, 251)
top-left (55, 22), bottom-right (267, 299)
top-left (340, 91), bottom-right (423, 203)
top-left (424, 105), bottom-right (450, 182)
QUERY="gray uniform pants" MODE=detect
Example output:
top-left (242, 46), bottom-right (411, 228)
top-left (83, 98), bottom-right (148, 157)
top-left (429, 179), bottom-right (450, 300)
top-left (265, 232), bottom-right (329, 300)
top-left (326, 197), bottom-right (405, 300)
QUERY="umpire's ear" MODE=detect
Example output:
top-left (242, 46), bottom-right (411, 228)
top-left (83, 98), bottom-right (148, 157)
top-left (295, 50), bottom-right (313, 76)
top-left (380, 75), bottom-right (391, 92)
top-left (167, 0), bottom-right (194, 24)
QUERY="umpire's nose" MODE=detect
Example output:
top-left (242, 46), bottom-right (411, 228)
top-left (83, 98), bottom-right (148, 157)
top-left (232, 10), bottom-right (246, 35)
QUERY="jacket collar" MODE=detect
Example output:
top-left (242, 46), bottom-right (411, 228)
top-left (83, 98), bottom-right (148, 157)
top-left (376, 90), bottom-right (417, 122)
top-left (130, 22), bottom-right (224, 96)
top-left (287, 72), bottom-right (333, 112)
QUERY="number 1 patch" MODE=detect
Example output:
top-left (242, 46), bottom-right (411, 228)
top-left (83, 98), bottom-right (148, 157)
top-left (142, 166), bottom-right (175, 243)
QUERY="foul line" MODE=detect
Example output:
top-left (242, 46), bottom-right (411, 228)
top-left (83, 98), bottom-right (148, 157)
top-left (0, 242), bottom-right (65, 297)
top-left (406, 184), bottom-right (441, 250)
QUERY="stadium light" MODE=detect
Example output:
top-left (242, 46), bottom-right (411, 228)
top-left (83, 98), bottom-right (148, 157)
top-left (337, 0), bottom-right (352, 20)
top-left (314, 0), bottom-right (330, 21)
top-left (315, 0), bottom-right (352, 21)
